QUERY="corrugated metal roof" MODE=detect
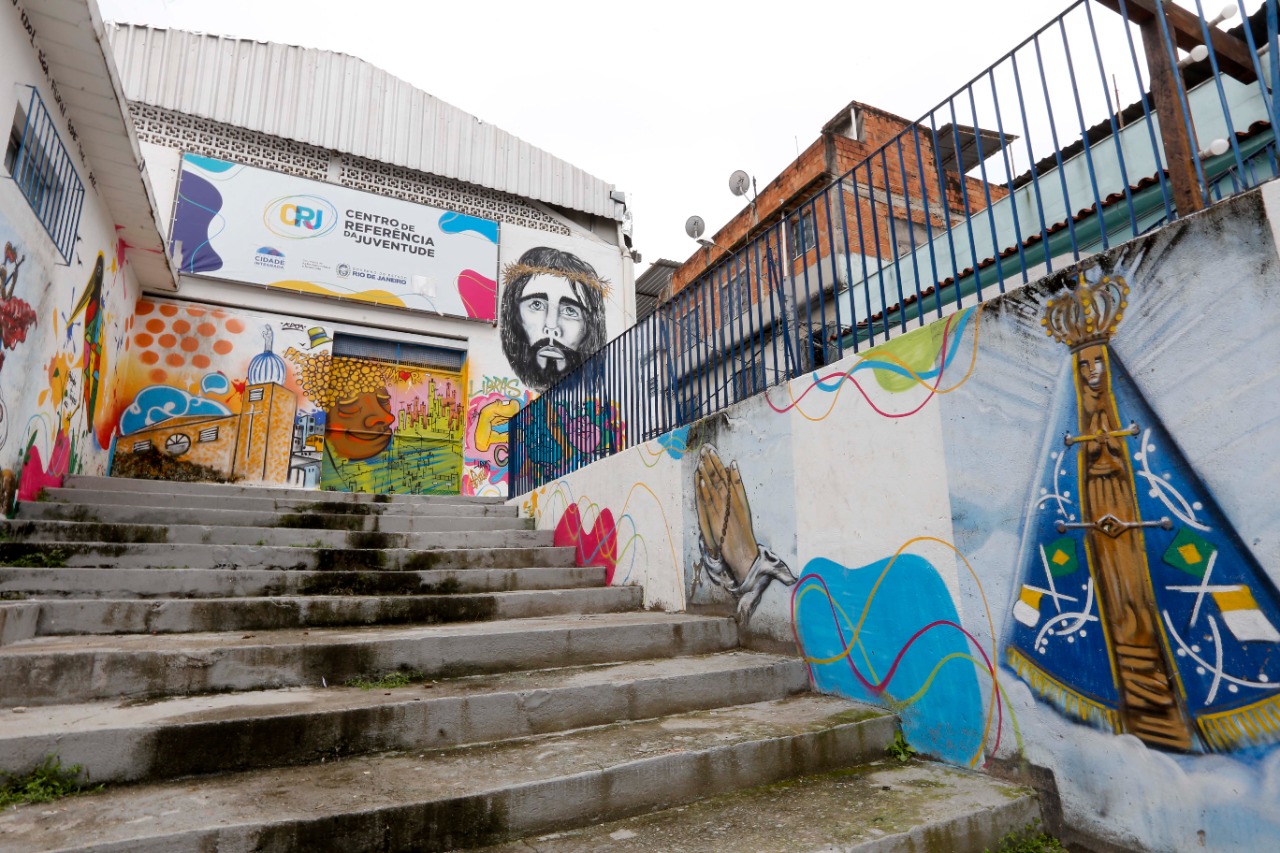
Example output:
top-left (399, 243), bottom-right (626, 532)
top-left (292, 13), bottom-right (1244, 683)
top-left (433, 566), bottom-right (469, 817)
top-left (635, 258), bottom-right (678, 321)
top-left (105, 23), bottom-right (623, 222)
top-left (23, 1), bottom-right (176, 291)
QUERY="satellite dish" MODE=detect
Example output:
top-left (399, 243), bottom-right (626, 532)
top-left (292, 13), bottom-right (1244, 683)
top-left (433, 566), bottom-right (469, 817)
top-left (685, 215), bottom-right (706, 240)
top-left (729, 170), bottom-right (752, 197)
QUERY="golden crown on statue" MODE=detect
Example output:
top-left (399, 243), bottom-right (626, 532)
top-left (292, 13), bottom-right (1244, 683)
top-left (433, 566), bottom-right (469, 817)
top-left (1041, 272), bottom-right (1130, 350)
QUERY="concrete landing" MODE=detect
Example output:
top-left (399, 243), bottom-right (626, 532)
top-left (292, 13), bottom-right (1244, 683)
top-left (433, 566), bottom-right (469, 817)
top-left (472, 762), bottom-right (1040, 853)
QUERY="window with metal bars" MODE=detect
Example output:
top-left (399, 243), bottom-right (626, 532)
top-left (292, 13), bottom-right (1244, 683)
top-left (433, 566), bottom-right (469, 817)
top-left (789, 209), bottom-right (817, 259)
top-left (5, 88), bottom-right (84, 262)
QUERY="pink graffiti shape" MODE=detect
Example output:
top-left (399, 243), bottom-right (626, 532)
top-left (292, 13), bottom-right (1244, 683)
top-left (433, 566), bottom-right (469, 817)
top-left (18, 429), bottom-right (72, 502)
top-left (554, 504), bottom-right (619, 584)
top-left (457, 269), bottom-right (497, 321)
top-left (562, 416), bottom-right (601, 453)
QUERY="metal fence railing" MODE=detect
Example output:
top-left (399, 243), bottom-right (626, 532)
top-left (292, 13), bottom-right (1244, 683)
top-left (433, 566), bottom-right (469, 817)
top-left (511, 0), bottom-right (1279, 495)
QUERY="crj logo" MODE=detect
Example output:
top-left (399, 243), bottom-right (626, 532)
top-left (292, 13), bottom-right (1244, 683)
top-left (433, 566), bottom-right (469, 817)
top-left (264, 195), bottom-right (338, 239)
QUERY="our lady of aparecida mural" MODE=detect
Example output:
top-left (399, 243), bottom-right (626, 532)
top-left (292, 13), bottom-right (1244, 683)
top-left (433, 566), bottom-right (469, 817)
top-left (1007, 259), bottom-right (1280, 753)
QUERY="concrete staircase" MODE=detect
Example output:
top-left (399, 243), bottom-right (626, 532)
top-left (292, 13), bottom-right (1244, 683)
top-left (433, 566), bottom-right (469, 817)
top-left (0, 477), bottom-right (1038, 852)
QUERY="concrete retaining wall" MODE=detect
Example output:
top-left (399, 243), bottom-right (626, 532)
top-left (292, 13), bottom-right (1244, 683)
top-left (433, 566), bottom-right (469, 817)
top-left (513, 182), bottom-right (1280, 852)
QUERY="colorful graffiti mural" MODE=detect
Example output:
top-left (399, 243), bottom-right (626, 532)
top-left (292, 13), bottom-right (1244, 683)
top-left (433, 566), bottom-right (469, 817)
top-left (515, 397), bottom-right (625, 480)
top-left (109, 300), bottom-right (473, 494)
top-left (12, 237), bottom-right (134, 503)
top-left (1008, 265), bottom-right (1280, 753)
top-left (793, 543), bottom-right (993, 766)
top-left (0, 240), bottom-right (37, 379)
top-left (111, 303), bottom-right (324, 487)
top-left (286, 347), bottom-right (465, 494)
top-left (499, 247), bottom-right (609, 392)
top-left (693, 444), bottom-right (796, 623)
top-left (520, 192), bottom-right (1280, 851)
top-left (462, 374), bottom-right (530, 497)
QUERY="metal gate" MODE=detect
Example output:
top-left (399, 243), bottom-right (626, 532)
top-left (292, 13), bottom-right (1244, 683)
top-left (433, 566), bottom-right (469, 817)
top-left (321, 333), bottom-right (466, 494)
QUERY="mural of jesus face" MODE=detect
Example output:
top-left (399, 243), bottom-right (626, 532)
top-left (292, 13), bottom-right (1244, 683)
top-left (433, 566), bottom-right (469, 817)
top-left (518, 274), bottom-right (588, 375)
top-left (499, 247), bottom-right (608, 392)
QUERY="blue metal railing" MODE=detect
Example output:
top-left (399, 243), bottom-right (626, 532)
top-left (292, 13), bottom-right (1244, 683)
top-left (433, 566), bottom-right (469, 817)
top-left (7, 87), bottom-right (85, 263)
top-left (511, 0), bottom-right (1279, 495)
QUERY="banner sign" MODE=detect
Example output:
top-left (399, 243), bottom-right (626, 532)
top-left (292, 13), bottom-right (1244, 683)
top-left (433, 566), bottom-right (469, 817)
top-left (170, 154), bottom-right (500, 320)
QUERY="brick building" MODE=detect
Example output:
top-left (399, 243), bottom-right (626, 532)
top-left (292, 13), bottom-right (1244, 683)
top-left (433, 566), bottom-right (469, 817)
top-left (662, 100), bottom-right (1009, 414)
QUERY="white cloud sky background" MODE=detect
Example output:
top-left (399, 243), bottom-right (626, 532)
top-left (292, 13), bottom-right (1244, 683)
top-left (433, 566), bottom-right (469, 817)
top-left (97, 0), bottom-right (1196, 275)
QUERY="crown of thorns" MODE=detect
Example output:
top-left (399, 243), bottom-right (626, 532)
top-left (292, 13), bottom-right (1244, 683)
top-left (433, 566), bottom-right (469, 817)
top-left (502, 262), bottom-right (611, 298)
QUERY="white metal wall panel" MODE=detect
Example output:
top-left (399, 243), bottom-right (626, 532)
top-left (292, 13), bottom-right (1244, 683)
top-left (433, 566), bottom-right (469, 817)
top-left (106, 24), bottom-right (621, 221)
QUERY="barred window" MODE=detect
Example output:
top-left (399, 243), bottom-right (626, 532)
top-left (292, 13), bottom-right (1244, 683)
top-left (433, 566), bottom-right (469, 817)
top-left (4, 89), bottom-right (84, 262)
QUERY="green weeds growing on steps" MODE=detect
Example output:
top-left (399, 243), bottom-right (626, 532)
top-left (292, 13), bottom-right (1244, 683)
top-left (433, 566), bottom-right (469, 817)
top-left (0, 755), bottom-right (102, 808)
top-left (985, 819), bottom-right (1066, 853)
top-left (5, 548), bottom-right (68, 568)
top-left (345, 670), bottom-right (427, 690)
top-left (886, 730), bottom-right (917, 762)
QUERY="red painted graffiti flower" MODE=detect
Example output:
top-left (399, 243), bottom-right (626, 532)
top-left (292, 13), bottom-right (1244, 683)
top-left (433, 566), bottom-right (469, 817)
top-left (3, 243), bottom-right (16, 265)
top-left (0, 295), bottom-right (38, 351)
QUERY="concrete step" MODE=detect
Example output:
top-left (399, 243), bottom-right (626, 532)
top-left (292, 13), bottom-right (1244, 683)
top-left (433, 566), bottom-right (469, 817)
top-left (0, 566), bottom-right (606, 600)
top-left (0, 695), bottom-right (891, 853)
top-left (0, 519), bottom-right (546, 549)
top-left (40, 487), bottom-right (514, 517)
top-left (30, 586), bottom-right (642, 635)
top-left (0, 652), bottom-right (808, 786)
top-left (0, 541), bottom-right (579, 571)
top-left (0, 612), bottom-right (738, 707)
top-left (473, 762), bottom-right (1041, 853)
top-left (63, 475), bottom-right (507, 504)
top-left (16, 501), bottom-right (525, 530)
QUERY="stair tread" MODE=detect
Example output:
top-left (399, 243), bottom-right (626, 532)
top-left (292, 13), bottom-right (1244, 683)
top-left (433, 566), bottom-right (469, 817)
top-left (0, 695), bottom-right (882, 852)
top-left (0, 520), bottom-right (533, 541)
top-left (472, 761), bottom-right (1038, 853)
top-left (40, 488), bottom-right (509, 514)
top-left (0, 611), bottom-right (729, 655)
top-left (0, 566), bottom-right (607, 599)
top-left (0, 651), bottom-right (800, 740)
top-left (16, 504), bottom-right (519, 527)
top-left (61, 476), bottom-right (507, 504)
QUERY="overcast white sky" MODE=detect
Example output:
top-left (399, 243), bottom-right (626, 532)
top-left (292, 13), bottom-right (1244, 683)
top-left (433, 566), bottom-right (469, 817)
top-left (97, 0), bottom-right (1199, 275)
